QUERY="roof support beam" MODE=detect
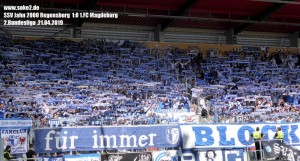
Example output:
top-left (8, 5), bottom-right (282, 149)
top-left (290, 31), bottom-right (299, 47)
top-left (154, 24), bottom-right (164, 42)
top-left (234, 0), bottom-right (292, 35)
top-left (248, 0), bottom-right (300, 5)
top-left (160, 0), bottom-right (199, 31)
top-left (51, 25), bottom-right (73, 37)
top-left (76, 0), bottom-right (99, 27)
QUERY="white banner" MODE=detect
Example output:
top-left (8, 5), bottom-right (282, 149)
top-left (0, 119), bottom-right (32, 127)
top-left (181, 149), bottom-right (248, 161)
top-left (173, 113), bottom-right (198, 123)
top-left (152, 150), bottom-right (180, 161)
top-left (180, 123), bottom-right (300, 149)
top-left (63, 153), bottom-right (100, 161)
top-left (37, 157), bottom-right (63, 161)
top-left (198, 150), bottom-right (223, 161)
top-left (1, 129), bottom-right (28, 154)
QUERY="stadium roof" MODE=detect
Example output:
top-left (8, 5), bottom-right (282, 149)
top-left (1, 0), bottom-right (300, 34)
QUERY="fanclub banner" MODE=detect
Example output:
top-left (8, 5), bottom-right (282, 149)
top-left (64, 153), bottom-right (100, 161)
top-left (1, 129), bottom-right (28, 154)
top-left (101, 152), bottom-right (152, 161)
top-left (34, 125), bottom-right (181, 153)
top-left (262, 140), bottom-right (300, 161)
top-left (180, 123), bottom-right (300, 149)
top-left (152, 150), bottom-right (180, 161)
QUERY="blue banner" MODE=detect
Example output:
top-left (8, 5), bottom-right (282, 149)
top-left (34, 125), bottom-right (181, 153)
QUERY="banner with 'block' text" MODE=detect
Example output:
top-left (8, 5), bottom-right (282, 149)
top-left (180, 123), bottom-right (300, 149)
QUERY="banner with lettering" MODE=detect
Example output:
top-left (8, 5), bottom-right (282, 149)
top-left (1, 129), bottom-right (28, 154)
top-left (101, 152), bottom-right (152, 161)
top-left (63, 153), bottom-right (101, 161)
top-left (153, 108), bottom-right (190, 113)
top-left (180, 123), bottom-right (300, 149)
top-left (0, 119), bottom-right (32, 128)
top-left (37, 157), bottom-right (63, 161)
top-left (34, 125), bottom-right (181, 153)
top-left (153, 108), bottom-right (197, 123)
top-left (262, 140), bottom-right (300, 161)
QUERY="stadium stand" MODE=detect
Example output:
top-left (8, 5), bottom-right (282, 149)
top-left (0, 37), bottom-right (299, 128)
top-left (0, 36), bottom-right (299, 161)
top-left (1, 0), bottom-right (300, 160)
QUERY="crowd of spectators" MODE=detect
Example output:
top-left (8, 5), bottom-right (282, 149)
top-left (195, 47), bottom-right (300, 123)
top-left (0, 38), bottom-right (196, 128)
top-left (0, 37), bottom-right (300, 129)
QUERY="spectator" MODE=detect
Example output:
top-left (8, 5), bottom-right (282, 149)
top-left (273, 127), bottom-right (284, 141)
top-left (201, 108), bottom-right (208, 118)
top-left (3, 145), bottom-right (15, 160)
top-left (26, 144), bottom-right (36, 160)
top-left (250, 127), bottom-right (265, 160)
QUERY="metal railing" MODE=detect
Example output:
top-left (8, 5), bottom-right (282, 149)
top-left (247, 139), bottom-right (264, 161)
top-left (246, 139), bottom-right (286, 161)
top-left (8, 158), bottom-right (36, 161)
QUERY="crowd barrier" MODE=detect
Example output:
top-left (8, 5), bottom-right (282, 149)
top-left (144, 41), bottom-right (299, 56)
top-left (10, 151), bottom-right (178, 161)
top-left (10, 149), bottom-right (247, 161)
